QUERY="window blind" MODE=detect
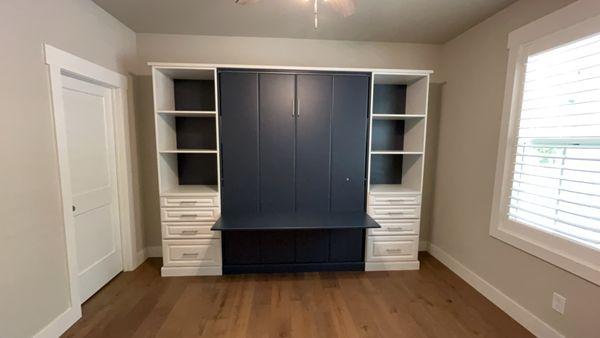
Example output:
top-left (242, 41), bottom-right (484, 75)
top-left (509, 33), bottom-right (600, 248)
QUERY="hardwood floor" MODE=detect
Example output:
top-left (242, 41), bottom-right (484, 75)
top-left (63, 253), bottom-right (532, 338)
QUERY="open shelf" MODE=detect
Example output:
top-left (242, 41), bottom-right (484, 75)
top-left (372, 73), bottom-right (429, 116)
top-left (370, 153), bottom-right (423, 192)
top-left (156, 115), bottom-right (217, 152)
top-left (162, 185), bottom-right (219, 197)
top-left (157, 110), bottom-right (216, 117)
top-left (371, 151), bottom-right (423, 155)
top-left (153, 68), bottom-right (216, 112)
top-left (372, 114), bottom-right (425, 120)
top-left (159, 153), bottom-right (219, 194)
top-left (371, 118), bottom-right (425, 153)
top-left (369, 184), bottom-right (421, 195)
top-left (159, 149), bottom-right (217, 154)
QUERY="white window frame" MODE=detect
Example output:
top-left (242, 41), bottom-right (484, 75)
top-left (490, 0), bottom-right (600, 286)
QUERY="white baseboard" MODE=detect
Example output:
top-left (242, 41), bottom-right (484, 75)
top-left (365, 261), bottom-right (420, 271)
top-left (428, 243), bottom-right (564, 338)
top-left (419, 240), bottom-right (429, 251)
top-left (161, 266), bottom-right (222, 276)
top-left (133, 248), bottom-right (148, 270)
top-left (33, 306), bottom-right (81, 338)
top-left (146, 245), bottom-right (163, 258)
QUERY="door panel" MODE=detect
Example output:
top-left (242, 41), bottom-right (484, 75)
top-left (296, 75), bottom-right (332, 212)
top-left (62, 75), bottom-right (122, 303)
top-left (331, 75), bottom-right (370, 212)
top-left (259, 74), bottom-right (295, 212)
top-left (219, 72), bottom-right (260, 213)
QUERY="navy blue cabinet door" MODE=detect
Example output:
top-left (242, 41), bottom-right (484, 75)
top-left (331, 75), bottom-right (370, 212)
top-left (219, 72), bottom-right (260, 213)
top-left (259, 74), bottom-right (296, 212)
top-left (296, 75), bottom-right (333, 212)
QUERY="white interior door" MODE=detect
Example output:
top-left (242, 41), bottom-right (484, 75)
top-left (62, 75), bottom-right (123, 303)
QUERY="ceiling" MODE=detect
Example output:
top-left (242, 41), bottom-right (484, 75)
top-left (93, 0), bottom-right (517, 44)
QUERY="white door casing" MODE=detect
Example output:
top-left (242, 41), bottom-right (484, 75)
top-left (62, 76), bottom-right (123, 303)
top-left (35, 45), bottom-right (136, 338)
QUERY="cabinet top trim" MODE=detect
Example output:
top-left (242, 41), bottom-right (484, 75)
top-left (147, 62), bottom-right (433, 76)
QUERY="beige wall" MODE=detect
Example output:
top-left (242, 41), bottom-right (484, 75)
top-left (0, 0), bottom-right (137, 337)
top-left (432, 0), bottom-right (600, 337)
top-left (136, 33), bottom-right (443, 82)
top-left (133, 34), bottom-right (443, 248)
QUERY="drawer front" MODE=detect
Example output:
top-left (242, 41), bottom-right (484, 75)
top-left (160, 196), bottom-right (219, 208)
top-left (366, 236), bottom-right (418, 262)
top-left (160, 207), bottom-right (220, 222)
top-left (368, 219), bottom-right (420, 236)
top-left (367, 206), bottom-right (421, 219)
top-left (163, 239), bottom-right (221, 267)
top-left (368, 194), bottom-right (421, 206)
top-left (162, 222), bottom-right (220, 239)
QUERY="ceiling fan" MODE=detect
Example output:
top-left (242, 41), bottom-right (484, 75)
top-left (234, 0), bottom-right (357, 29)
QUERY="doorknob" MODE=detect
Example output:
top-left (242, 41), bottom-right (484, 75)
top-left (346, 177), bottom-right (351, 182)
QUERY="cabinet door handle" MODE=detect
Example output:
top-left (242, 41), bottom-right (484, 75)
top-left (292, 97), bottom-right (295, 117)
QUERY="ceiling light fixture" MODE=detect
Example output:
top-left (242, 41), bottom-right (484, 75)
top-left (235, 0), bottom-right (356, 30)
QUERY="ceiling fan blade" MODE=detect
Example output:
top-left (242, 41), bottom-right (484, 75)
top-left (234, 0), bottom-right (260, 4)
top-left (327, 0), bottom-right (356, 17)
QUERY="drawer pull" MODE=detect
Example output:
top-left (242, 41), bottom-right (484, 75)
top-left (179, 214), bottom-right (199, 218)
top-left (180, 230), bottom-right (198, 235)
top-left (179, 201), bottom-right (197, 205)
top-left (386, 248), bottom-right (403, 253)
top-left (387, 227), bottom-right (405, 231)
top-left (386, 211), bottom-right (409, 215)
top-left (181, 252), bottom-right (199, 258)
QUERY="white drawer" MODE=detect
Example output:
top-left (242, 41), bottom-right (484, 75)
top-left (367, 206), bottom-right (421, 219)
top-left (160, 196), bottom-right (219, 208)
top-left (162, 222), bottom-right (220, 239)
top-left (368, 219), bottom-right (420, 236)
top-left (366, 236), bottom-right (419, 262)
top-left (163, 239), bottom-right (221, 267)
top-left (160, 207), bottom-right (220, 222)
top-left (368, 194), bottom-right (421, 206)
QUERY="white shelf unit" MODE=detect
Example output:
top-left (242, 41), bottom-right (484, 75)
top-left (366, 72), bottom-right (429, 271)
top-left (152, 66), bottom-right (222, 276)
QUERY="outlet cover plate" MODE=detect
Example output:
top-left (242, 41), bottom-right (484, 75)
top-left (552, 292), bottom-right (566, 314)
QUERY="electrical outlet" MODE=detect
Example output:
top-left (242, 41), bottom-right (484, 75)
top-left (552, 292), bottom-right (566, 314)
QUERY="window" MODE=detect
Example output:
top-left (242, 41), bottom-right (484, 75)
top-left (509, 33), bottom-right (600, 249)
top-left (491, 2), bottom-right (600, 286)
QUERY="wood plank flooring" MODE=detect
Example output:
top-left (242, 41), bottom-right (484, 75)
top-left (62, 253), bottom-right (532, 338)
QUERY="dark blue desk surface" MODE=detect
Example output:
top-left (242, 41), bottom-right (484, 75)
top-left (211, 212), bottom-right (381, 231)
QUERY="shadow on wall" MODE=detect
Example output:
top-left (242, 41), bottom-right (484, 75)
top-left (132, 75), bottom-right (443, 250)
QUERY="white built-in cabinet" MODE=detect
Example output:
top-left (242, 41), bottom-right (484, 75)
top-left (365, 73), bottom-right (430, 271)
top-left (152, 66), bottom-right (222, 277)
top-left (150, 64), bottom-right (431, 276)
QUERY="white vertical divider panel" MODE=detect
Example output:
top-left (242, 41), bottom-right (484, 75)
top-left (366, 72), bottom-right (430, 271)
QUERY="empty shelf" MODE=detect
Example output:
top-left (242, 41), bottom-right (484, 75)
top-left (161, 185), bottom-right (219, 196)
top-left (372, 114), bottom-right (426, 120)
top-left (369, 185), bottom-right (421, 195)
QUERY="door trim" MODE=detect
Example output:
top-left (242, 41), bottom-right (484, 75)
top-left (34, 45), bottom-right (136, 338)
